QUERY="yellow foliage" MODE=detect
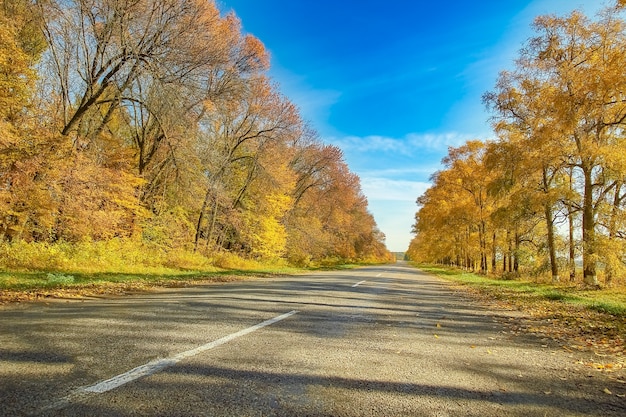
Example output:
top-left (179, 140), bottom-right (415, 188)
top-left (240, 192), bottom-right (292, 260)
top-left (212, 251), bottom-right (264, 270)
top-left (0, 14), bottom-right (34, 121)
top-left (0, 0), bottom-right (391, 271)
top-left (0, 239), bottom-right (219, 274)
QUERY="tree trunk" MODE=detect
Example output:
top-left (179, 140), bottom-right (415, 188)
top-left (540, 168), bottom-right (559, 282)
top-left (581, 166), bottom-right (597, 286)
top-left (544, 203), bottom-right (559, 283)
top-left (205, 197), bottom-right (219, 252)
top-left (479, 221), bottom-right (487, 274)
top-left (491, 231), bottom-right (497, 274)
top-left (605, 181), bottom-right (622, 286)
top-left (505, 231), bottom-right (513, 272)
top-left (568, 206), bottom-right (576, 281)
top-left (568, 169), bottom-right (576, 281)
top-left (194, 186), bottom-right (214, 252)
top-left (514, 232), bottom-right (520, 273)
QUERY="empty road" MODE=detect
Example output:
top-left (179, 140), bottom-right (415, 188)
top-left (1, 263), bottom-right (624, 416)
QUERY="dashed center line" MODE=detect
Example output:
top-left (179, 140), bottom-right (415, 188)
top-left (82, 310), bottom-right (298, 394)
top-left (38, 311), bottom-right (299, 414)
top-left (352, 280), bottom-right (366, 287)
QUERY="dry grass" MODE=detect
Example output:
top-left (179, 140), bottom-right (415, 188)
top-left (419, 264), bottom-right (626, 374)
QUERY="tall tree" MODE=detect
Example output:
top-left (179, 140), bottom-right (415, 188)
top-left (530, 11), bottom-right (626, 284)
top-left (193, 75), bottom-right (300, 255)
top-left (485, 8), bottom-right (626, 285)
top-left (0, 1), bottom-right (58, 242)
top-left (485, 72), bottom-right (570, 282)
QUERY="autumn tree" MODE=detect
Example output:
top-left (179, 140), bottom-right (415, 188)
top-left (0, 0), bottom-right (59, 242)
top-left (412, 6), bottom-right (626, 285)
top-left (443, 141), bottom-right (498, 273)
top-left (485, 71), bottom-right (572, 282)
top-left (0, 0), bottom-right (390, 268)
top-left (516, 10), bottom-right (626, 285)
top-left (191, 75), bottom-right (299, 257)
top-left (410, 173), bottom-right (477, 268)
top-left (285, 134), bottom-right (389, 265)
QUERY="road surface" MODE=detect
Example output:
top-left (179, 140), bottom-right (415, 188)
top-left (1, 263), bottom-right (624, 416)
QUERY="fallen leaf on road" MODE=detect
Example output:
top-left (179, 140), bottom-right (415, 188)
top-left (604, 388), bottom-right (612, 395)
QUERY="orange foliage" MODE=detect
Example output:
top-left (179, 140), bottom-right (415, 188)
top-left (0, 0), bottom-right (390, 269)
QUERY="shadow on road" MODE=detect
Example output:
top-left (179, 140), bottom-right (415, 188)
top-left (1, 264), bottom-right (624, 416)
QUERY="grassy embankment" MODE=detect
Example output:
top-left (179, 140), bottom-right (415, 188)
top-left (418, 264), bottom-right (626, 316)
top-left (418, 264), bottom-right (626, 360)
top-left (0, 240), bottom-right (364, 303)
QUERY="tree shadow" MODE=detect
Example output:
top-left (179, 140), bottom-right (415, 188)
top-left (2, 264), bottom-right (625, 416)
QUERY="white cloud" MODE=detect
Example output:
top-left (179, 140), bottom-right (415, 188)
top-left (360, 177), bottom-right (430, 202)
top-left (406, 132), bottom-right (478, 150)
top-left (328, 135), bottom-right (407, 153)
top-left (360, 166), bottom-right (442, 178)
top-left (327, 131), bottom-right (481, 156)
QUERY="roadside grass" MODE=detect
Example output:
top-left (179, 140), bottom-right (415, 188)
top-left (417, 264), bottom-right (626, 316)
top-left (0, 262), bottom-right (368, 295)
top-left (417, 264), bottom-right (626, 361)
top-left (0, 263), bottom-right (309, 303)
top-left (0, 239), bottom-right (334, 301)
top-left (2, 270), bottom-right (200, 291)
top-left (0, 240), bottom-right (379, 303)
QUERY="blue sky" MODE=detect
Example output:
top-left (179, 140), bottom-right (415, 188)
top-left (218, 0), bottom-right (609, 252)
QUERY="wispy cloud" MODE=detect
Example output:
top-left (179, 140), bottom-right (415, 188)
top-left (327, 132), bottom-right (479, 156)
top-left (360, 166), bottom-right (443, 178)
top-left (328, 135), bottom-right (407, 154)
top-left (406, 132), bottom-right (478, 150)
top-left (360, 177), bottom-right (430, 202)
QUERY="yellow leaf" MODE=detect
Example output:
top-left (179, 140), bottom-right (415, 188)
top-left (604, 388), bottom-right (612, 395)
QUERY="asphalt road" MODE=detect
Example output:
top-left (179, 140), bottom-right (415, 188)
top-left (1, 262), bottom-right (624, 416)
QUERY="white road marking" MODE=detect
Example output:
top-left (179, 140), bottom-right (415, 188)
top-left (352, 280), bottom-right (366, 287)
top-left (81, 310), bottom-right (298, 394)
top-left (376, 273), bottom-right (382, 277)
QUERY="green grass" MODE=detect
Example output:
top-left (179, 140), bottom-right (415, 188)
top-left (0, 238), bottom-right (391, 300)
top-left (0, 239), bottom-right (316, 295)
top-left (418, 264), bottom-right (626, 317)
top-left (0, 266), bottom-right (309, 293)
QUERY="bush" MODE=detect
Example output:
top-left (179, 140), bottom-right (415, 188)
top-left (212, 251), bottom-right (263, 270)
top-left (0, 239), bottom-right (219, 274)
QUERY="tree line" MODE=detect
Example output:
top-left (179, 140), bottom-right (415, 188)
top-left (407, 4), bottom-right (626, 286)
top-left (0, 0), bottom-right (391, 266)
